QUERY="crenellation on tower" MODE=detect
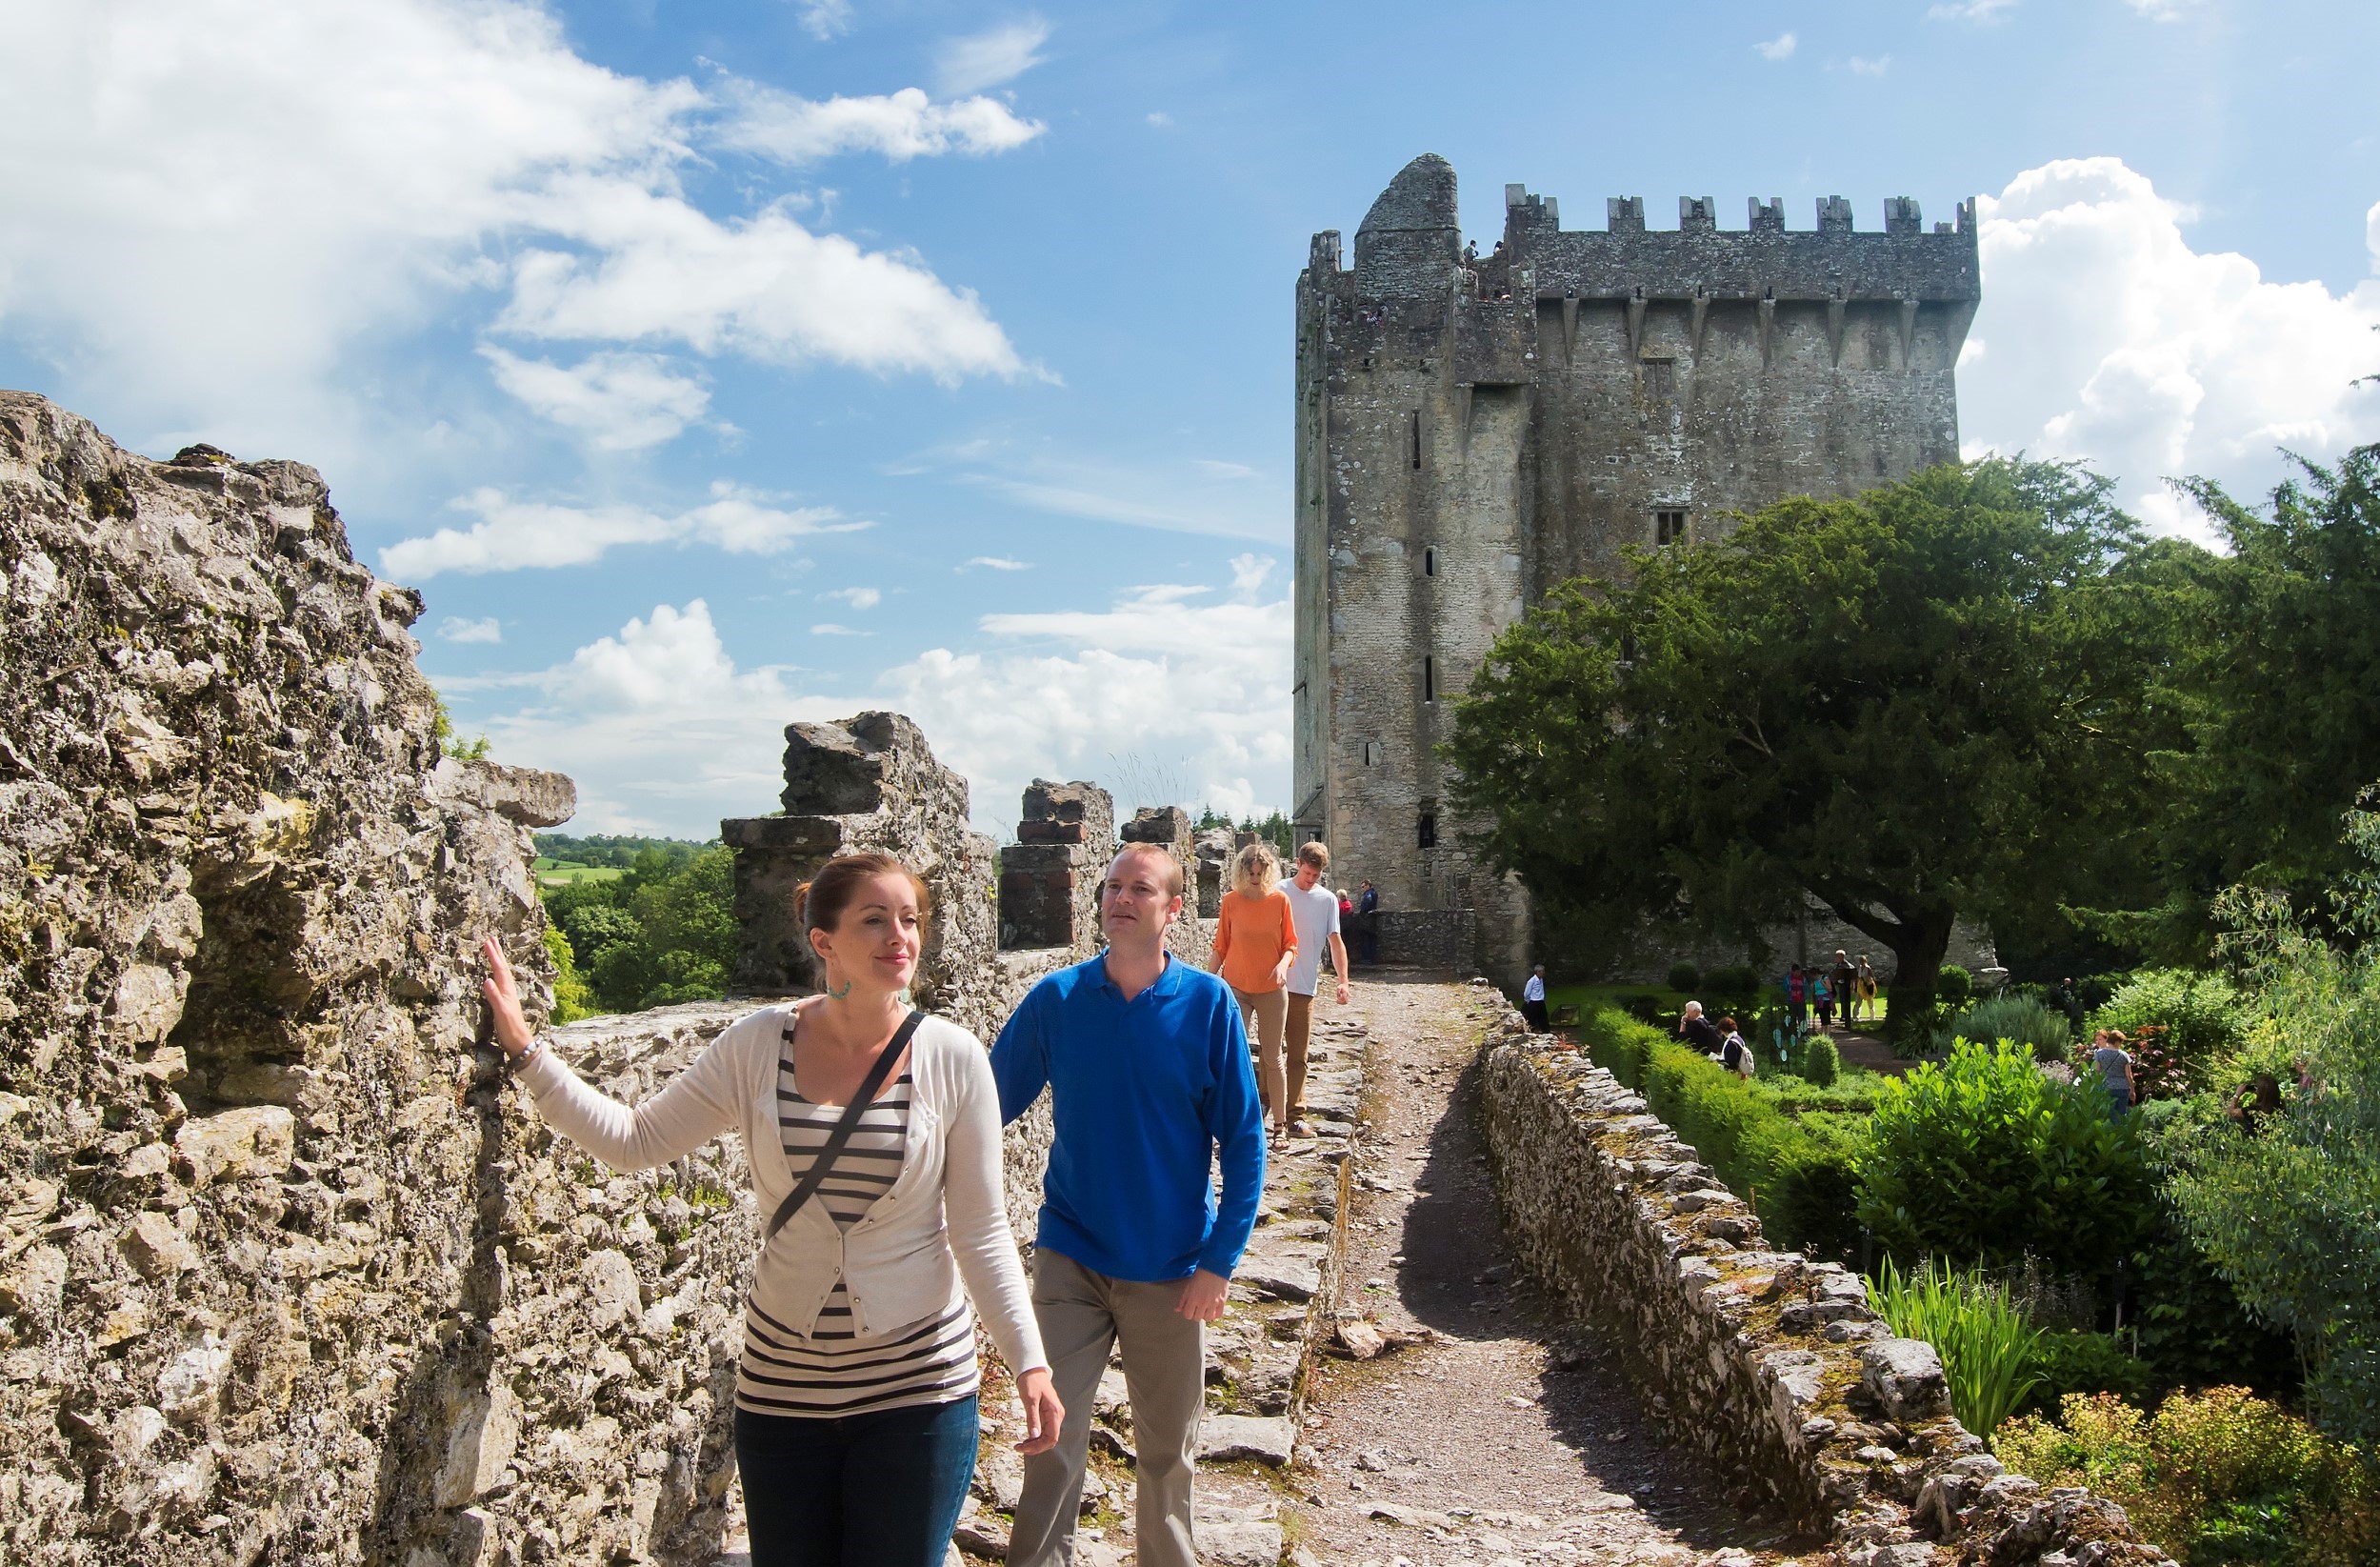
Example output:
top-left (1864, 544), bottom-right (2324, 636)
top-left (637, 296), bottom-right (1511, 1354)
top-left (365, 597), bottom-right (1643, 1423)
top-left (1293, 154), bottom-right (1981, 983)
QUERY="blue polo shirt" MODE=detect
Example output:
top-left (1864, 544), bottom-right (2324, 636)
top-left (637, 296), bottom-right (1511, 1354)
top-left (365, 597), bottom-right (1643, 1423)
top-left (991, 951), bottom-right (1266, 1282)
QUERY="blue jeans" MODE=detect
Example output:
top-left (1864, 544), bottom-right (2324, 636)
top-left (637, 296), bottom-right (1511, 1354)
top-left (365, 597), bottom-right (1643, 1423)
top-left (734, 1395), bottom-right (979, 1567)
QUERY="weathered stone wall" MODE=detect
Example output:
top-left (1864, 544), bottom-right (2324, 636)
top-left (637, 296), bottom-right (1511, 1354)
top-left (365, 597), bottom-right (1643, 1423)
top-left (0, 392), bottom-right (761, 1567)
top-left (1475, 1006), bottom-right (2177, 1566)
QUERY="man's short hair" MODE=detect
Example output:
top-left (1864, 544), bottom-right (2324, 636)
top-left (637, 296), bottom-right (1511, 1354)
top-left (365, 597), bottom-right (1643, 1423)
top-left (1296, 840), bottom-right (1330, 870)
top-left (1108, 842), bottom-right (1185, 900)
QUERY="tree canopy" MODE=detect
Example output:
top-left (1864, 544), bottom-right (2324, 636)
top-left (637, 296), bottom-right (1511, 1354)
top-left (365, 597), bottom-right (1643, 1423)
top-left (1446, 459), bottom-right (2165, 1015)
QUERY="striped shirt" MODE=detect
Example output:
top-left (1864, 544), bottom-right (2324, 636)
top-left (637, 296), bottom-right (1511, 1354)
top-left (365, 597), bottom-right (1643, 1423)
top-left (733, 1029), bottom-right (980, 1417)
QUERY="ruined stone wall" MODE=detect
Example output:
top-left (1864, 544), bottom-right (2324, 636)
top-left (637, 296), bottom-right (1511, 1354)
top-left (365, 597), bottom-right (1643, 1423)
top-left (1475, 1006), bottom-right (2176, 1566)
top-left (0, 392), bottom-right (756, 1567)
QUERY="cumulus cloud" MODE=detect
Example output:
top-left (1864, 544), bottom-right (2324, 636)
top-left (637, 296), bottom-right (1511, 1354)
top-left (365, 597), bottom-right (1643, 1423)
top-left (1848, 55), bottom-right (1891, 75)
top-left (381, 480), bottom-right (858, 579)
top-left (436, 615), bottom-right (503, 644)
top-left (823, 586), bottom-right (882, 610)
top-left (1963, 158), bottom-right (2380, 536)
top-left (935, 18), bottom-right (1051, 95)
top-left (961, 555), bottom-right (1030, 571)
top-left (716, 82), bottom-right (1044, 164)
top-left (795, 0), bottom-right (853, 40)
top-left (1754, 32), bottom-right (1797, 60)
top-left (480, 347), bottom-right (710, 450)
top-left (1928, 1), bottom-right (2018, 20)
top-left (0, 0), bottom-right (1031, 456)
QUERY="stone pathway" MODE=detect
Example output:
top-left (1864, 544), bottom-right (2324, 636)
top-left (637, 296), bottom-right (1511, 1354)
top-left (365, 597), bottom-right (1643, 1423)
top-left (1284, 974), bottom-right (1815, 1567)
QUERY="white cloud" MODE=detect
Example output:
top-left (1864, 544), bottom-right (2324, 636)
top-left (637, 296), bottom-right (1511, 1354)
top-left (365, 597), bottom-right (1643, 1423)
top-left (810, 622), bottom-right (870, 636)
top-left (381, 480), bottom-right (857, 579)
top-left (2126, 0), bottom-right (2207, 19)
top-left (1848, 55), bottom-right (1892, 75)
top-left (1146, 111), bottom-right (1172, 128)
top-left (1928, 0), bottom-right (2019, 20)
top-left (823, 586), bottom-right (882, 610)
top-left (480, 347), bottom-right (710, 450)
top-left (437, 615), bottom-right (503, 644)
top-left (935, 18), bottom-right (1051, 95)
top-left (795, 0), bottom-right (853, 40)
top-left (1963, 159), bottom-right (2380, 537)
top-left (933, 447), bottom-right (1284, 540)
top-left (715, 81), bottom-right (1044, 164)
top-left (961, 555), bottom-right (1030, 571)
top-left (1754, 32), bottom-right (1797, 60)
top-left (1229, 552), bottom-right (1276, 599)
top-left (0, 0), bottom-right (1031, 457)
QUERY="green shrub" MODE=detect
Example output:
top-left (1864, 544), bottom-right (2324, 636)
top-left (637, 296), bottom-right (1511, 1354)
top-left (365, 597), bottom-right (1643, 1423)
top-left (2022, 1330), bottom-right (2154, 1417)
top-left (1938, 963), bottom-right (1975, 1009)
top-left (1800, 1033), bottom-right (1842, 1087)
top-left (1942, 994), bottom-right (2072, 1060)
top-left (1856, 1038), bottom-right (2157, 1277)
top-left (1667, 960), bottom-right (1701, 994)
top-left (543, 925), bottom-right (596, 1023)
top-left (1616, 992), bottom-right (1669, 1028)
top-left (1996, 1387), bottom-right (2380, 1567)
top-left (1870, 1256), bottom-right (2044, 1438)
top-left (1706, 963), bottom-right (1761, 995)
top-left (1581, 1006), bottom-right (1862, 1260)
top-left (2091, 967), bottom-right (2250, 1069)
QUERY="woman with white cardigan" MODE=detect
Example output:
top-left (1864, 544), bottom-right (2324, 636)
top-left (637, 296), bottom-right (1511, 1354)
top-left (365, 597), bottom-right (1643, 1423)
top-left (479, 852), bottom-right (1062, 1567)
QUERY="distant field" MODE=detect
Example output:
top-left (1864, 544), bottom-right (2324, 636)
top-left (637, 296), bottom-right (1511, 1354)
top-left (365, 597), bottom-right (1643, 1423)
top-left (533, 859), bottom-right (626, 886)
top-left (1546, 980), bottom-right (1891, 1024)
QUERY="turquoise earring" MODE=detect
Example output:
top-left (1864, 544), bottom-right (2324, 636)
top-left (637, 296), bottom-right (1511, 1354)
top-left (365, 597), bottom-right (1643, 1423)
top-left (823, 973), bottom-right (852, 1000)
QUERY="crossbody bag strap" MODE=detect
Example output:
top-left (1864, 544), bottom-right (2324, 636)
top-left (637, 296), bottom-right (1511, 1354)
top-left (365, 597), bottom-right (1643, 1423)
top-left (765, 1008), bottom-right (925, 1243)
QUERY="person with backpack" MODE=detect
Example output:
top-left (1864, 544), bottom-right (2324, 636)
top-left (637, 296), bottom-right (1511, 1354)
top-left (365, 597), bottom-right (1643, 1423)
top-left (1784, 963), bottom-right (1809, 1033)
top-left (1717, 1016), bottom-right (1755, 1079)
top-left (479, 854), bottom-right (1061, 1567)
top-left (1811, 969), bottom-right (1834, 1032)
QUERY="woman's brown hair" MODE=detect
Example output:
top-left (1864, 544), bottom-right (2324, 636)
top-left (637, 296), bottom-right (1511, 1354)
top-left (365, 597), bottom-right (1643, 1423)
top-left (793, 852), bottom-right (931, 953)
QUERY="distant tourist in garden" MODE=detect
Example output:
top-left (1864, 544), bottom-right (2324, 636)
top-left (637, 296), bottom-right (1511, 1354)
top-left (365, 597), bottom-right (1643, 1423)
top-left (2228, 1072), bottom-right (2285, 1136)
top-left (1356, 879), bottom-right (1381, 964)
top-left (1280, 842), bottom-right (1353, 1135)
top-left (1811, 969), bottom-right (1835, 1031)
top-left (991, 843), bottom-right (1267, 1567)
top-left (2091, 1027), bottom-right (2138, 1119)
top-left (478, 854), bottom-right (1061, 1567)
top-left (1521, 964), bottom-right (1550, 1031)
top-left (1209, 841), bottom-right (1299, 1139)
top-left (1830, 951), bottom-right (1858, 1025)
top-left (1784, 963), bottom-right (1809, 1030)
top-left (1680, 998), bottom-right (1722, 1054)
top-left (1854, 955), bottom-right (1879, 1025)
top-left (1718, 1015), bottom-right (1754, 1077)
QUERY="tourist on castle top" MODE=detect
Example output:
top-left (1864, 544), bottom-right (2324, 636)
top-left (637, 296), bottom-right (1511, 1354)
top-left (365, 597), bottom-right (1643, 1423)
top-left (1280, 842), bottom-right (1352, 1136)
top-left (1356, 880), bottom-right (1381, 965)
top-left (1680, 999), bottom-right (1723, 1055)
top-left (1811, 970), bottom-right (1835, 1031)
top-left (1784, 963), bottom-right (1809, 1031)
top-left (478, 854), bottom-right (1060, 1567)
top-left (1208, 841), bottom-right (1301, 1140)
top-left (1337, 885), bottom-right (1356, 927)
top-left (1854, 955), bottom-right (1879, 1027)
top-left (1521, 965), bottom-right (1550, 1032)
top-left (990, 843), bottom-right (1267, 1567)
top-left (1718, 1016), bottom-right (1754, 1078)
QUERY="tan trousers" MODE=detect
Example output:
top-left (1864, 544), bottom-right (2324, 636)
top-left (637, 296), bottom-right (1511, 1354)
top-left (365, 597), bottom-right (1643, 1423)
top-left (1230, 984), bottom-right (1289, 1128)
top-left (1284, 990), bottom-right (1315, 1117)
top-left (1007, 1250), bottom-right (1204, 1567)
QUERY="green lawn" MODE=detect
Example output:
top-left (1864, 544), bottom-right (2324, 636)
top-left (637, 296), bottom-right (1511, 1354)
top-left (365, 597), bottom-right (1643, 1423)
top-left (533, 858), bottom-right (626, 886)
top-left (1545, 979), bottom-right (1891, 1026)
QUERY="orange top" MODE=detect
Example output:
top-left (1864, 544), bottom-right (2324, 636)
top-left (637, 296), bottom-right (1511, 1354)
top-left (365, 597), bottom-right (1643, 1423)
top-left (1211, 887), bottom-right (1298, 994)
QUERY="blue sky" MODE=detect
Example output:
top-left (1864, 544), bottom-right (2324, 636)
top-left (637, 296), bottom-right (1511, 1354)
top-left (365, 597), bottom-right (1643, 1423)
top-left (3, 0), bottom-right (2376, 837)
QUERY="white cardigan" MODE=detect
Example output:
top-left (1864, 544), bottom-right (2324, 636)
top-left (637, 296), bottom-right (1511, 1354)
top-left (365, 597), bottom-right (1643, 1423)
top-left (518, 1004), bottom-right (1048, 1377)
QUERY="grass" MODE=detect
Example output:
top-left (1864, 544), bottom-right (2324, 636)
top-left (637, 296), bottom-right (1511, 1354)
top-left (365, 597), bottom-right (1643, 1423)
top-left (1546, 980), bottom-right (1891, 1027)
top-left (532, 857), bottom-right (626, 886)
top-left (1870, 1256), bottom-right (2044, 1438)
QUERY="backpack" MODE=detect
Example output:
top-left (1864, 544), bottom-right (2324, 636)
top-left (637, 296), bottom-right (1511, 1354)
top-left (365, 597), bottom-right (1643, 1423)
top-left (1721, 1034), bottom-right (1754, 1078)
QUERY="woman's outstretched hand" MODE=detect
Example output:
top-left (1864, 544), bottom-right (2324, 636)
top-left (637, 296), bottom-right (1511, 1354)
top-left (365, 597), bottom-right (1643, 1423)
top-left (1013, 1367), bottom-right (1064, 1456)
top-left (480, 936), bottom-right (536, 1058)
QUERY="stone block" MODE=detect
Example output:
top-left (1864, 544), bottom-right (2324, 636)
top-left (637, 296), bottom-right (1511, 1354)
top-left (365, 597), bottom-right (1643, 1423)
top-left (122, 1211), bottom-right (197, 1279)
top-left (1859, 1338), bottom-right (1950, 1424)
top-left (173, 1106), bottom-right (295, 1184)
top-left (1196, 1414), bottom-right (1294, 1466)
top-left (431, 1380), bottom-right (520, 1509)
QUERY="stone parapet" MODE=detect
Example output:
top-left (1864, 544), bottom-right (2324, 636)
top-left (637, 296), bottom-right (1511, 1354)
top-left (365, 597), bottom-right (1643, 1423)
top-left (1473, 1006), bottom-right (2178, 1566)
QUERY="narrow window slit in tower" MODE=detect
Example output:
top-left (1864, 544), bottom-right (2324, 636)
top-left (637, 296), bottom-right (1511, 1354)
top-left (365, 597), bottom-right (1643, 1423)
top-left (1410, 411), bottom-right (1422, 470)
top-left (1423, 547), bottom-right (1435, 577)
top-left (1418, 812), bottom-right (1438, 850)
top-left (1423, 655), bottom-right (1435, 703)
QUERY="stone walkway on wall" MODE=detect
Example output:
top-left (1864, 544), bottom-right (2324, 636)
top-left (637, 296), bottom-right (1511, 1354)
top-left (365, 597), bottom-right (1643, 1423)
top-left (1284, 974), bottom-right (1815, 1567)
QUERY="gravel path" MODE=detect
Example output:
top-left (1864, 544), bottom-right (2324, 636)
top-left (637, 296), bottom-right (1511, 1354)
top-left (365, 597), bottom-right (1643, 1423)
top-left (1282, 974), bottom-right (1815, 1567)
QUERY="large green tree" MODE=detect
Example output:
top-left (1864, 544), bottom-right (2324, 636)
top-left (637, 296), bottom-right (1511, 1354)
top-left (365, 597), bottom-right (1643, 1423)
top-left (1446, 460), bottom-right (2165, 1021)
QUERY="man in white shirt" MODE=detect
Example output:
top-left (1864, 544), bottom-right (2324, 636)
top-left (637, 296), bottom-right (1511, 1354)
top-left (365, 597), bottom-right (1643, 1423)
top-left (1281, 842), bottom-right (1352, 1135)
top-left (1521, 964), bottom-right (1549, 1031)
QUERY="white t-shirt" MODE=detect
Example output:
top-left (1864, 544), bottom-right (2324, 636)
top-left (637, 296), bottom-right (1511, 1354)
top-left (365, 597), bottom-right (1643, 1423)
top-left (1282, 879), bottom-right (1342, 995)
top-left (1522, 974), bottom-right (1546, 1002)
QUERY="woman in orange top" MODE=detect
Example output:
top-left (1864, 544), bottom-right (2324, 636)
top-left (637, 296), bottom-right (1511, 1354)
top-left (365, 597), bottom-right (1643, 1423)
top-left (1210, 841), bottom-right (1298, 1139)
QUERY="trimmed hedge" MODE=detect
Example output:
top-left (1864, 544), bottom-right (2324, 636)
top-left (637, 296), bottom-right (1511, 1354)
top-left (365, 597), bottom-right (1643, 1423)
top-left (1576, 1005), bottom-right (1863, 1261)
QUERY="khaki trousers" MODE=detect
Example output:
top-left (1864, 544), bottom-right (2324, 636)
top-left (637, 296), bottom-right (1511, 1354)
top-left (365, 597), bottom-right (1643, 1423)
top-left (1283, 990), bottom-right (1315, 1117)
top-left (1230, 985), bottom-right (1289, 1129)
top-left (1007, 1250), bottom-right (1203, 1567)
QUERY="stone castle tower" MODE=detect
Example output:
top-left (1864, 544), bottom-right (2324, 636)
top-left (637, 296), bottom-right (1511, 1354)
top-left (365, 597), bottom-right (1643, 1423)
top-left (1290, 154), bottom-right (1981, 981)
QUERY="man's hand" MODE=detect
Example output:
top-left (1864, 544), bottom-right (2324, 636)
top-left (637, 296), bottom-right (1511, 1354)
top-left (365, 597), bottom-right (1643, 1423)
top-left (1335, 979), bottom-right (1351, 1006)
top-left (1176, 1269), bottom-right (1230, 1321)
top-left (480, 936), bottom-right (535, 1058)
top-left (1013, 1367), bottom-right (1064, 1456)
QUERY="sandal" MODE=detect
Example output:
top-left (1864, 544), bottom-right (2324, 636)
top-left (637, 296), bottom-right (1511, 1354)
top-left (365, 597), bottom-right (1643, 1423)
top-left (1288, 1118), bottom-right (1316, 1137)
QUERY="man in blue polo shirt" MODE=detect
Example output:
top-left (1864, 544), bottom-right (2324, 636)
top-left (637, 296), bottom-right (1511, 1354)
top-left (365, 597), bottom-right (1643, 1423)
top-left (992, 840), bottom-right (1266, 1567)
